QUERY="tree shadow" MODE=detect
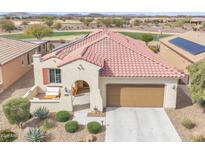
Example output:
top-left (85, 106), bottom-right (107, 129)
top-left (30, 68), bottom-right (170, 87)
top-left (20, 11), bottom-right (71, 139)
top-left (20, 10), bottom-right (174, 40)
top-left (176, 84), bottom-right (193, 109)
top-left (0, 70), bottom-right (34, 104)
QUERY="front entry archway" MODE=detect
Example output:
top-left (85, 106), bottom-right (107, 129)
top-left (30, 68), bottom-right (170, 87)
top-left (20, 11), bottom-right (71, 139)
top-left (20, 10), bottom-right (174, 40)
top-left (71, 80), bottom-right (90, 111)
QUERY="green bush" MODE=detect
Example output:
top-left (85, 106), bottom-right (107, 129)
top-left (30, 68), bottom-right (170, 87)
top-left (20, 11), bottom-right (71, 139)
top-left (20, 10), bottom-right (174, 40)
top-left (198, 99), bottom-right (205, 108)
top-left (87, 121), bottom-right (102, 134)
top-left (187, 60), bottom-right (205, 103)
top-left (33, 107), bottom-right (49, 120)
top-left (141, 34), bottom-right (154, 45)
top-left (25, 128), bottom-right (46, 142)
top-left (65, 121), bottom-right (79, 133)
top-left (0, 129), bottom-right (17, 142)
top-left (42, 119), bottom-right (53, 130)
top-left (181, 118), bottom-right (194, 129)
top-left (191, 134), bottom-right (205, 142)
top-left (56, 111), bottom-right (70, 122)
top-left (3, 97), bottom-right (31, 127)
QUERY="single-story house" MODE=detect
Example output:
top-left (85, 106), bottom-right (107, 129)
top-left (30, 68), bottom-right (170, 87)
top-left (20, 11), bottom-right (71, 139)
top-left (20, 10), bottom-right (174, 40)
top-left (159, 31), bottom-right (205, 73)
top-left (23, 40), bottom-right (49, 56)
top-left (0, 37), bottom-right (40, 93)
top-left (32, 29), bottom-right (184, 112)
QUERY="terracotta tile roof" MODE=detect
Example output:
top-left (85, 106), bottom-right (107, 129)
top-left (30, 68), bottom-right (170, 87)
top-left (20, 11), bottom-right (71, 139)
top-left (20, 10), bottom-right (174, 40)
top-left (0, 37), bottom-right (38, 65)
top-left (42, 29), bottom-right (183, 78)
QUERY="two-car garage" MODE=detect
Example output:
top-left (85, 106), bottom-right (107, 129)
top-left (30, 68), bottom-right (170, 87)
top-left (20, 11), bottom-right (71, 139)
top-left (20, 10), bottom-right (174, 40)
top-left (106, 84), bottom-right (165, 107)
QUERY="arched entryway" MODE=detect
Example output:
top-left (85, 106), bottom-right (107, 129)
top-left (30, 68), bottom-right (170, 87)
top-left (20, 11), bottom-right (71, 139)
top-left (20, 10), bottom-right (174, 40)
top-left (71, 80), bottom-right (90, 111)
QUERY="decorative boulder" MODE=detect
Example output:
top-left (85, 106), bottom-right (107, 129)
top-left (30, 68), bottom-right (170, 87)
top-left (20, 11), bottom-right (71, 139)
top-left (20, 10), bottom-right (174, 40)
top-left (85, 134), bottom-right (95, 142)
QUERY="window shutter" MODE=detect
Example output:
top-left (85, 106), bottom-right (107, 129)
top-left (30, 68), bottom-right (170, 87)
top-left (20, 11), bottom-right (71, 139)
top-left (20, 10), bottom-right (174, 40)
top-left (42, 68), bottom-right (49, 85)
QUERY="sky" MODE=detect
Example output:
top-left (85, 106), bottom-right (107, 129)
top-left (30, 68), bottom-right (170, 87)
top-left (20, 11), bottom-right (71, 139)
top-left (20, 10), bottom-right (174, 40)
top-left (0, 0), bottom-right (205, 13)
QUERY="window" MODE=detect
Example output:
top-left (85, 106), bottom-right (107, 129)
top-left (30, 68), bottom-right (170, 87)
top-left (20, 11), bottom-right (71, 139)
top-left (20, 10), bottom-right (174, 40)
top-left (27, 53), bottom-right (32, 65)
top-left (49, 69), bottom-right (61, 83)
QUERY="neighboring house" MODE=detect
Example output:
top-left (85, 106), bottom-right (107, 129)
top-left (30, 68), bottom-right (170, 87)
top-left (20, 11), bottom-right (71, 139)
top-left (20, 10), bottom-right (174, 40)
top-left (0, 37), bottom-right (39, 93)
top-left (159, 31), bottom-right (205, 73)
top-left (24, 40), bottom-right (49, 56)
top-left (32, 29), bottom-right (183, 112)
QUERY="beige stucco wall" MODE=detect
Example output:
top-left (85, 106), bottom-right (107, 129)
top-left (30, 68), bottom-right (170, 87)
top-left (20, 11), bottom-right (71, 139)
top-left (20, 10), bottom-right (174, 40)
top-left (99, 77), bottom-right (179, 108)
top-left (159, 42), bottom-right (193, 73)
top-left (33, 54), bottom-right (179, 111)
top-left (33, 55), bottom-right (103, 111)
top-left (0, 50), bottom-right (35, 92)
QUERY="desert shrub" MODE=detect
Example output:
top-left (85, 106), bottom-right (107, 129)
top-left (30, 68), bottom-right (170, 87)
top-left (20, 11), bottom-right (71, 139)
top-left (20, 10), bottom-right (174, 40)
top-left (148, 45), bottom-right (159, 53)
top-left (133, 19), bottom-right (141, 26)
top-left (181, 118), bottom-right (194, 129)
top-left (197, 99), bottom-right (205, 108)
top-left (65, 121), bottom-right (79, 133)
top-left (48, 43), bottom-right (55, 51)
top-left (25, 128), bottom-right (46, 142)
top-left (141, 34), bottom-right (154, 45)
top-left (87, 121), bottom-right (102, 134)
top-left (3, 97), bottom-right (31, 128)
top-left (56, 111), bottom-right (70, 122)
top-left (0, 19), bottom-right (15, 32)
top-left (33, 107), bottom-right (49, 120)
top-left (191, 134), bottom-right (205, 142)
top-left (42, 119), bottom-right (53, 130)
top-left (53, 22), bottom-right (62, 30)
top-left (0, 129), bottom-right (17, 142)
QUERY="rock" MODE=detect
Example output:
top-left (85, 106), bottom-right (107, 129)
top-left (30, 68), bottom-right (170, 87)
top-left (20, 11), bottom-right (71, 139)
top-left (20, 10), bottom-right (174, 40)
top-left (23, 127), bottom-right (31, 135)
top-left (85, 134), bottom-right (95, 142)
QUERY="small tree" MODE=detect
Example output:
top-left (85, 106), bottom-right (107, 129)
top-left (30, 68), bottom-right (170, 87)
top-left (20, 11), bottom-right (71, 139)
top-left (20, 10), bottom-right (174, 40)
top-left (99, 18), bottom-right (112, 27)
top-left (133, 19), bottom-right (141, 26)
top-left (79, 17), bottom-right (94, 26)
top-left (202, 22), bottom-right (205, 29)
top-left (25, 24), bottom-right (53, 40)
top-left (3, 97), bottom-right (31, 128)
top-left (187, 59), bottom-right (205, 103)
top-left (113, 18), bottom-right (124, 27)
top-left (21, 20), bottom-right (29, 26)
top-left (141, 34), bottom-right (154, 45)
top-left (53, 22), bottom-right (62, 30)
top-left (0, 19), bottom-right (16, 32)
top-left (45, 19), bottom-right (54, 27)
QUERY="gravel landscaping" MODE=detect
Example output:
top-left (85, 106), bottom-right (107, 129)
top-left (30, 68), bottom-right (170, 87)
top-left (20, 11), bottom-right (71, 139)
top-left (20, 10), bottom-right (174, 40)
top-left (0, 71), bottom-right (105, 142)
top-left (166, 85), bottom-right (205, 142)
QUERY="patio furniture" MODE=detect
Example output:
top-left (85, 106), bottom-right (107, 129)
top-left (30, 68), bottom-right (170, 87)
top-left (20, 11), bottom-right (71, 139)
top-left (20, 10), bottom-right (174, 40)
top-left (44, 87), bottom-right (60, 99)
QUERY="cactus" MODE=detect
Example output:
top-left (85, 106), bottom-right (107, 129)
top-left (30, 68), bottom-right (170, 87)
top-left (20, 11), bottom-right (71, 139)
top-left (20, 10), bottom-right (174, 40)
top-left (33, 107), bottom-right (49, 120)
top-left (25, 127), bottom-right (46, 142)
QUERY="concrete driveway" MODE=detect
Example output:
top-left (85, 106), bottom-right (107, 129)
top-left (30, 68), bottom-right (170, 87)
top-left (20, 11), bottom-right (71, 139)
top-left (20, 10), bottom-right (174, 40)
top-left (106, 107), bottom-right (181, 142)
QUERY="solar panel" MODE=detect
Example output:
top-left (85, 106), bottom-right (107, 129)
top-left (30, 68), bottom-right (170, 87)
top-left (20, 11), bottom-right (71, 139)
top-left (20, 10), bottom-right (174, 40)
top-left (169, 37), bottom-right (205, 55)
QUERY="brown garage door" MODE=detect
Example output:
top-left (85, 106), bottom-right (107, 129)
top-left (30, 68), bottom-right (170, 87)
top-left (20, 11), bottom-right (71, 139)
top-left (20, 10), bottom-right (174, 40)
top-left (107, 84), bottom-right (164, 107)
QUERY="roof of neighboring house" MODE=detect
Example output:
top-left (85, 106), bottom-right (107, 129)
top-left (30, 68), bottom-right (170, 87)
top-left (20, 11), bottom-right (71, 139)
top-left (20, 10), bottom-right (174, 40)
top-left (23, 40), bottom-right (49, 45)
top-left (160, 31), bottom-right (205, 63)
top-left (0, 37), bottom-right (39, 65)
top-left (42, 29), bottom-right (182, 78)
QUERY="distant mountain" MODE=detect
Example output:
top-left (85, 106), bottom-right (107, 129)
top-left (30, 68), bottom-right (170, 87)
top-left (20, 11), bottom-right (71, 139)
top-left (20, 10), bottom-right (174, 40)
top-left (64, 13), bottom-right (83, 17)
top-left (87, 13), bottom-right (105, 17)
top-left (6, 12), bottom-right (31, 17)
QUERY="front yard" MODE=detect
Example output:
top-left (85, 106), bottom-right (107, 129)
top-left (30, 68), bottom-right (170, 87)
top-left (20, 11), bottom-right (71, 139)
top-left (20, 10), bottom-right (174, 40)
top-left (0, 70), bottom-right (105, 142)
top-left (166, 85), bottom-right (205, 142)
top-left (1, 71), bottom-right (205, 142)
